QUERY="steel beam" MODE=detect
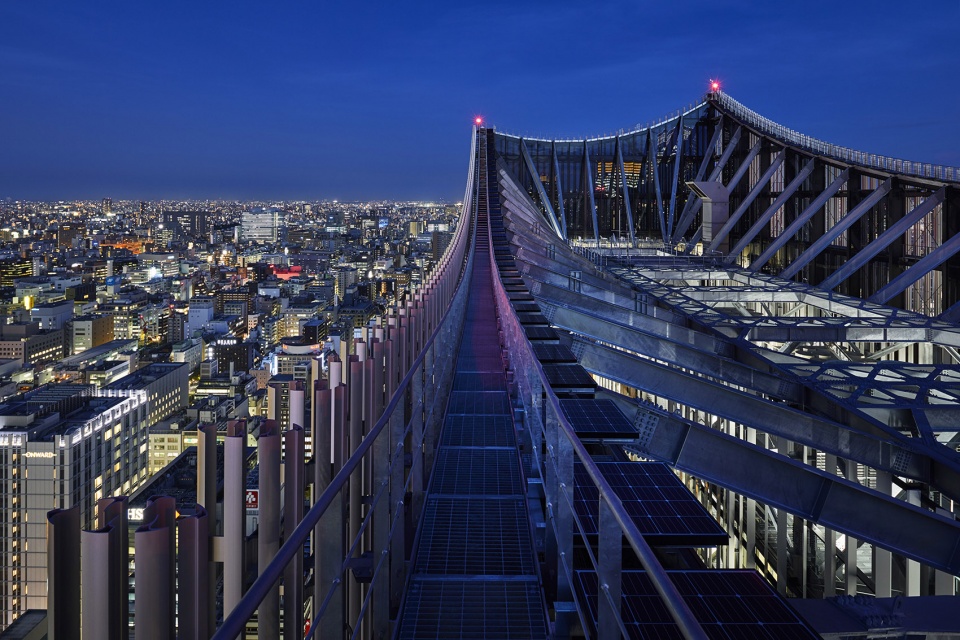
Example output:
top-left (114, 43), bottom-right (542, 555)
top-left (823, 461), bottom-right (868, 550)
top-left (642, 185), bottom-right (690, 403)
top-left (707, 150), bottom-right (785, 255)
top-left (583, 141), bottom-right (600, 246)
top-left (869, 225), bottom-right (960, 305)
top-left (667, 117), bottom-right (685, 238)
top-left (552, 142), bottom-right (567, 239)
top-left (520, 138), bottom-right (563, 238)
top-left (750, 169), bottom-right (849, 271)
top-left (541, 301), bottom-right (801, 402)
top-left (726, 159), bottom-right (815, 262)
top-left (615, 136), bottom-right (637, 246)
top-left (574, 338), bottom-right (938, 485)
top-left (648, 129), bottom-right (666, 241)
top-left (820, 188), bottom-right (945, 290)
top-left (780, 178), bottom-right (892, 280)
top-left (635, 408), bottom-right (960, 575)
top-left (671, 118), bottom-right (726, 243)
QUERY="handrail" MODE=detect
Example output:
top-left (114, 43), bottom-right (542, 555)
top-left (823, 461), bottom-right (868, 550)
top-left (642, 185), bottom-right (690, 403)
top-left (212, 128), bottom-right (479, 640)
top-left (712, 91), bottom-right (960, 183)
top-left (486, 199), bottom-right (709, 639)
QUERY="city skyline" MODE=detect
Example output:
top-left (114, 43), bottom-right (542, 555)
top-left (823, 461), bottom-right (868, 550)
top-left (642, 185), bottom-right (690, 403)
top-left (2, 0), bottom-right (959, 201)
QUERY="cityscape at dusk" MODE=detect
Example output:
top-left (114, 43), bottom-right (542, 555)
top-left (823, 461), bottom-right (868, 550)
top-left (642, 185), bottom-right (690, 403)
top-left (2, 2), bottom-right (960, 639)
top-left (2, 1), bottom-right (959, 201)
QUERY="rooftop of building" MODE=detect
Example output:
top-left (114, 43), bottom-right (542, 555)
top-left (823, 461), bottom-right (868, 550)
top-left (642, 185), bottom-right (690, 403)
top-left (104, 361), bottom-right (187, 390)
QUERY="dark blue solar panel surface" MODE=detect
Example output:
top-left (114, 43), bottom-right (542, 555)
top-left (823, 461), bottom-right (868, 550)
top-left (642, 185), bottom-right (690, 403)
top-left (560, 398), bottom-right (637, 438)
top-left (574, 570), bottom-right (820, 639)
top-left (574, 462), bottom-right (727, 545)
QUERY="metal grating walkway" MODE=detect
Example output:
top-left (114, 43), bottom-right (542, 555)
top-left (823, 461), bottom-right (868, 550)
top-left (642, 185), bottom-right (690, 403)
top-left (397, 129), bottom-right (548, 639)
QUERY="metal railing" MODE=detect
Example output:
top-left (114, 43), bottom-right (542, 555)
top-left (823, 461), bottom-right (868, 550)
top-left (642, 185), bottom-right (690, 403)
top-left (212, 129), bottom-right (479, 640)
top-left (712, 91), bottom-right (960, 183)
top-left (486, 213), bottom-right (709, 639)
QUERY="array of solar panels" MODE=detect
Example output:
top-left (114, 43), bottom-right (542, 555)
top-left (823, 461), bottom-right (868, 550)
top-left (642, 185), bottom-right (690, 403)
top-left (575, 570), bottom-right (820, 639)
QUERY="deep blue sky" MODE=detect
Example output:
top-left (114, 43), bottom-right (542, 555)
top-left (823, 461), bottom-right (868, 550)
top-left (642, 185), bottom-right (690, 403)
top-left (2, 1), bottom-right (958, 202)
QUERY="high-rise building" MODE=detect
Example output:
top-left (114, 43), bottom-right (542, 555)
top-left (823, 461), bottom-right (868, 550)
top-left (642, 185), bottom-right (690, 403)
top-left (0, 257), bottom-right (32, 287)
top-left (162, 210), bottom-right (208, 238)
top-left (241, 209), bottom-right (285, 244)
top-left (0, 384), bottom-right (149, 627)
top-left (101, 197), bottom-right (112, 215)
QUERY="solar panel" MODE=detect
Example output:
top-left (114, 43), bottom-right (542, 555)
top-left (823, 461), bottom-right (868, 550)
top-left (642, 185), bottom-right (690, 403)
top-left (414, 498), bottom-right (536, 575)
top-left (560, 399), bottom-right (636, 438)
top-left (533, 344), bottom-right (578, 363)
top-left (574, 462), bottom-right (727, 546)
top-left (574, 570), bottom-right (820, 640)
top-left (399, 579), bottom-right (548, 640)
top-left (524, 326), bottom-right (559, 342)
top-left (542, 363), bottom-right (597, 390)
top-left (512, 302), bottom-right (541, 313)
top-left (442, 415), bottom-right (517, 448)
top-left (516, 312), bottom-right (549, 325)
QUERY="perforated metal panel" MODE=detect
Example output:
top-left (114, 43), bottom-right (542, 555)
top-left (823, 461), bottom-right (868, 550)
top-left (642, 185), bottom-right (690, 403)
top-left (400, 580), bottom-right (548, 640)
top-left (431, 449), bottom-right (523, 496)
top-left (415, 498), bottom-right (536, 575)
top-left (442, 415), bottom-right (516, 448)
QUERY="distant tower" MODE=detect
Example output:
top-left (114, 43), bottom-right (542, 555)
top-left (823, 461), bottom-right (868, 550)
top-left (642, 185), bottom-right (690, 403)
top-left (139, 201), bottom-right (147, 227)
top-left (102, 198), bottom-right (112, 216)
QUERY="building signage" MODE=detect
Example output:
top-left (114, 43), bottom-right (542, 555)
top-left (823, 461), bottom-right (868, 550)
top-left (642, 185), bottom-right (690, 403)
top-left (245, 489), bottom-right (259, 510)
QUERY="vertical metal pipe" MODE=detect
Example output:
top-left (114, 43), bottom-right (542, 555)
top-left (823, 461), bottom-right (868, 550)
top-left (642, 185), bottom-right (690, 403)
top-left (284, 426), bottom-right (305, 640)
top-left (47, 507), bottom-right (80, 640)
top-left (258, 421), bottom-right (281, 639)
top-left (134, 496), bottom-right (177, 640)
top-left (82, 526), bottom-right (113, 638)
top-left (177, 505), bottom-right (210, 640)
top-left (348, 357), bottom-right (364, 632)
top-left (289, 381), bottom-right (305, 439)
top-left (223, 421), bottom-right (247, 636)
top-left (100, 497), bottom-right (129, 640)
top-left (198, 423), bottom-right (219, 633)
top-left (312, 382), bottom-right (332, 616)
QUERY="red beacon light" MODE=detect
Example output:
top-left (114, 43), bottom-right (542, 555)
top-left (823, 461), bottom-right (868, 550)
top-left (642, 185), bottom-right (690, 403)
top-left (710, 80), bottom-right (720, 92)
top-left (475, 116), bottom-right (483, 126)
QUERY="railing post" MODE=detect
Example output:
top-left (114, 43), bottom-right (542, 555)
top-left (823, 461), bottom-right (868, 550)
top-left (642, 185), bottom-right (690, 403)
top-left (389, 406), bottom-right (407, 617)
top-left (371, 397), bottom-right (392, 636)
top-left (597, 498), bottom-right (623, 638)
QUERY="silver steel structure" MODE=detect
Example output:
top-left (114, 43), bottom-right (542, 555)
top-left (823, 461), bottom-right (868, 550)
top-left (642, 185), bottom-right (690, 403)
top-left (44, 92), bottom-right (960, 638)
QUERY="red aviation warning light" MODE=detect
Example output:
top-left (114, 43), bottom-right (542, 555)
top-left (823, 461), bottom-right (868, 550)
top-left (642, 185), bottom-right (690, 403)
top-left (475, 116), bottom-right (483, 126)
top-left (710, 80), bottom-right (720, 92)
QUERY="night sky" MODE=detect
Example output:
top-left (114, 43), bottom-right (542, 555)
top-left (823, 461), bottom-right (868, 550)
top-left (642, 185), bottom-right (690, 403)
top-left (2, 1), bottom-right (958, 202)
